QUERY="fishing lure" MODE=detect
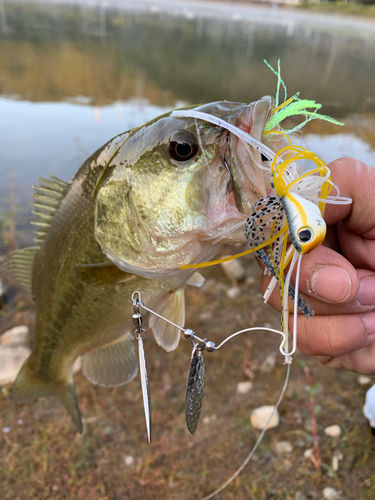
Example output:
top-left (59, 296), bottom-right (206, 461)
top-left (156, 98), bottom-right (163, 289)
top-left (172, 107), bottom-right (351, 360)
top-left (132, 292), bottom-right (152, 442)
top-left (130, 291), bottom-right (289, 437)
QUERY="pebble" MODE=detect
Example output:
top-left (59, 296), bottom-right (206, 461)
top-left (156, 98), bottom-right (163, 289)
top-left (3, 426), bottom-right (10, 434)
top-left (363, 384), bottom-right (375, 427)
top-left (0, 325), bottom-right (29, 346)
top-left (236, 381), bottom-right (253, 394)
top-left (358, 375), bottom-right (372, 385)
top-left (73, 356), bottom-right (82, 374)
top-left (260, 352), bottom-right (277, 373)
top-left (203, 414), bottom-right (217, 424)
top-left (226, 287), bottom-right (241, 300)
top-left (303, 448), bottom-right (313, 459)
top-left (275, 440), bottom-right (293, 454)
top-left (294, 493), bottom-right (307, 500)
top-left (304, 418), bottom-right (313, 432)
top-left (324, 425), bottom-right (342, 438)
top-left (124, 455), bottom-right (135, 467)
top-left (250, 405), bottom-right (280, 430)
top-left (221, 259), bottom-right (246, 281)
top-left (322, 487), bottom-right (344, 500)
top-left (331, 451), bottom-right (343, 472)
top-left (0, 345), bottom-right (31, 385)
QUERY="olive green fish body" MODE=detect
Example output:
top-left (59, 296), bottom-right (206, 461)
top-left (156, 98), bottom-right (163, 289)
top-left (9, 100), bottom-right (275, 432)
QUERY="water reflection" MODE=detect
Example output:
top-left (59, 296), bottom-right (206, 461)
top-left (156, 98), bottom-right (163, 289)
top-left (0, 1), bottom-right (374, 249)
top-left (1, 2), bottom-right (375, 113)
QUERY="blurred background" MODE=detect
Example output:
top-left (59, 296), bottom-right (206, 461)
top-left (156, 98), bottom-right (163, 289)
top-left (0, 1), bottom-right (375, 499)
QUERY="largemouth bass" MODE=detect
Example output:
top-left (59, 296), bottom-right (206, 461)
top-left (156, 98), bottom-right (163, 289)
top-left (8, 98), bottom-right (276, 433)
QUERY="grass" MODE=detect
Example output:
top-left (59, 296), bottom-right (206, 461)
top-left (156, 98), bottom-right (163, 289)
top-left (1, 253), bottom-right (374, 499)
top-left (297, 1), bottom-right (375, 18)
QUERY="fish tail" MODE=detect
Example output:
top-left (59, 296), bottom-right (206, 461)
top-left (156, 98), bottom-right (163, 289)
top-left (10, 358), bottom-right (83, 434)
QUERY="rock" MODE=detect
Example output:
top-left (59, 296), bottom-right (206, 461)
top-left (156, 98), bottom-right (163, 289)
top-left (358, 375), bottom-right (372, 385)
top-left (245, 276), bottom-right (255, 285)
top-left (260, 352), bottom-right (277, 373)
top-left (226, 287), bottom-right (241, 300)
top-left (332, 451), bottom-right (343, 472)
top-left (363, 384), bottom-right (375, 428)
top-left (72, 356), bottom-right (82, 374)
top-left (221, 259), bottom-right (246, 281)
top-left (304, 418), bottom-right (313, 432)
top-left (0, 345), bottom-right (31, 385)
top-left (322, 487), bottom-right (344, 500)
top-left (275, 440), bottom-right (293, 454)
top-left (203, 414), bottom-right (217, 425)
top-left (3, 426), bottom-right (10, 434)
top-left (324, 425), bottom-right (342, 438)
top-left (303, 448), bottom-right (313, 459)
top-left (250, 405), bottom-right (280, 430)
top-left (124, 455), bottom-right (135, 467)
top-left (0, 326), bottom-right (29, 346)
top-left (294, 492), bottom-right (307, 500)
top-left (236, 381), bottom-right (253, 394)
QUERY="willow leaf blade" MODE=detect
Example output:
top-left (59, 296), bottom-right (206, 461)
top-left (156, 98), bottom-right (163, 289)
top-left (185, 345), bottom-right (205, 435)
top-left (138, 337), bottom-right (151, 443)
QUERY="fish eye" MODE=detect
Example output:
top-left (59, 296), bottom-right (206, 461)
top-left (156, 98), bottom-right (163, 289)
top-left (169, 131), bottom-right (198, 162)
top-left (297, 227), bottom-right (314, 243)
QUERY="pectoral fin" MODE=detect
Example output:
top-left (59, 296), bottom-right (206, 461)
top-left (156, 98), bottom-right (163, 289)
top-left (82, 333), bottom-right (138, 387)
top-left (186, 272), bottom-right (205, 288)
top-left (72, 262), bottom-right (136, 286)
top-left (149, 288), bottom-right (185, 352)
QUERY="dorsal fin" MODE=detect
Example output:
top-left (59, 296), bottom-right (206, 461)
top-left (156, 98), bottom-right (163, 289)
top-left (7, 246), bottom-right (39, 294)
top-left (31, 175), bottom-right (70, 245)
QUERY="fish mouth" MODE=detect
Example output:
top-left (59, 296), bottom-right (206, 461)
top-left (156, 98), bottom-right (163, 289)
top-left (207, 97), bottom-right (275, 242)
top-left (228, 96), bottom-right (275, 217)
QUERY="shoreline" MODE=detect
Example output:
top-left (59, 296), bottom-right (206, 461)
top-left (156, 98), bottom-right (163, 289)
top-left (8, 0), bottom-right (375, 27)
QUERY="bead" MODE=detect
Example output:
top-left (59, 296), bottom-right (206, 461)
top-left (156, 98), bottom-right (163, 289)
top-left (132, 312), bottom-right (142, 326)
top-left (184, 328), bottom-right (194, 339)
top-left (205, 341), bottom-right (216, 352)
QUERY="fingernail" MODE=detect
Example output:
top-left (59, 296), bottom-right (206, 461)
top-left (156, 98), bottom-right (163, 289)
top-left (362, 311), bottom-right (375, 337)
top-left (310, 266), bottom-right (351, 303)
top-left (358, 276), bottom-right (375, 306)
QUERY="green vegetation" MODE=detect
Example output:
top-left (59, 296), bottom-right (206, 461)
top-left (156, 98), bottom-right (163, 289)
top-left (299, 1), bottom-right (375, 18)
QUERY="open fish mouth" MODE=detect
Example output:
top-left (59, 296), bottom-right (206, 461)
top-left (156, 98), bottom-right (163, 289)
top-left (182, 96), bottom-right (277, 243)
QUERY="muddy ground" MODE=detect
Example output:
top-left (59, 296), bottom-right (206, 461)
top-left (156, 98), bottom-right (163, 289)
top-left (0, 249), bottom-right (374, 500)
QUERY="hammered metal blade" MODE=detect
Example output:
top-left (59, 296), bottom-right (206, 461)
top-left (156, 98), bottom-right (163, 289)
top-left (185, 345), bottom-right (205, 435)
top-left (138, 337), bottom-right (151, 443)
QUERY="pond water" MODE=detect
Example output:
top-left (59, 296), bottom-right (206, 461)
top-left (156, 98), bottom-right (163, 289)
top-left (0, 0), bottom-right (375, 248)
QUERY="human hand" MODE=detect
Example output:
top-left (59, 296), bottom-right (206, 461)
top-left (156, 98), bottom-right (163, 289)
top-left (261, 158), bottom-right (375, 374)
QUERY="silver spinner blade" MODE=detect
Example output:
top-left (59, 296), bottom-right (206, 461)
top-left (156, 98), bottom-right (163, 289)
top-left (138, 336), bottom-right (151, 442)
top-left (185, 344), bottom-right (205, 435)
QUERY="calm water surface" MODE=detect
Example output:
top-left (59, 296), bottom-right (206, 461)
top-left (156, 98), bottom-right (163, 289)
top-left (0, 0), bottom-right (375, 247)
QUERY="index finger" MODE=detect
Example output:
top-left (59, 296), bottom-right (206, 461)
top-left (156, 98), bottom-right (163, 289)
top-left (323, 158), bottom-right (375, 233)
